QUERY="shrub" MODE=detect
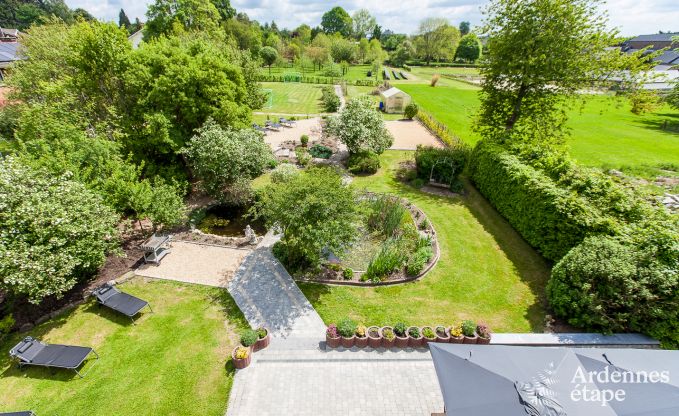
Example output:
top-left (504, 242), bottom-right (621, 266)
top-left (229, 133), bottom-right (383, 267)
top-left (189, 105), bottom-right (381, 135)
top-left (326, 324), bottom-right (339, 338)
top-left (308, 144), bottom-right (333, 159)
top-left (393, 322), bottom-right (407, 337)
top-left (404, 103), bottom-right (418, 120)
top-left (415, 145), bottom-right (467, 187)
top-left (547, 236), bottom-right (679, 346)
top-left (326, 96), bottom-right (394, 154)
top-left (234, 346), bottom-right (250, 359)
top-left (321, 86), bottom-right (341, 112)
top-left (367, 195), bottom-right (406, 237)
top-left (337, 318), bottom-right (358, 338)
top-left (342, 268), bottom-right (354, 280)
top-left (241, 329), bottom-right (259, 347)
top-left (257, 327), bottom-right (268, 339)
top-left (364, 238), bottom-right (406, 282)
top-left (382, 328), bottom-right (395, 340)
top-left (415, 235), bottom-right (433, 251)
top-left (347, 150), bottom-right (380, 174)
top-left (461, 320), bottom-right (476, 337)
top-left (270, 163), bottom-right (300, 184)
top-left (356, 325), bottom-right (367, 337)
top-left (419, 218), bottom-right (429, 230)
top-left (323, 63), bottom-right (342, 77)
top-left (430, 74), bottom-right (440, 86)
top-left (295, 148), bottom-right (311, 167)
top-left (406, 246), bottom-right (434, 276)
top-left (477, 323), bottom-right (491, 339)
top-left (408, 326), bottom-right (420, 338)
top-left (422, 327), bottom-right (436, 339)
top-left (416, 110), bottom-right (468, 148)
top-left (411, 178), bottom-right (425, 188)
top-left (0, 314), bottom-right (15, 341)
top-left (300, 134), bottom-right (309, 146)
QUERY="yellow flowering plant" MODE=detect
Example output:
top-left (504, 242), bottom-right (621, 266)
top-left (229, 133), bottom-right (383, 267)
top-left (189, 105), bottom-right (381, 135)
top-left (235, 346), bottom-right (250, 360)
top-left (449, 324), bottom-right (463, 337)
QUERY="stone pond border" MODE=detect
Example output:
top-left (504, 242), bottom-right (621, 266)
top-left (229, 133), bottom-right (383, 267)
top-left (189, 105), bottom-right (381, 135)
top-left (295, 193), bottom-right (441, 287)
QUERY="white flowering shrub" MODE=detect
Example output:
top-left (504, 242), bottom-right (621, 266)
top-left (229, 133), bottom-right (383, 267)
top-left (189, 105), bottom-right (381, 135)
top-left (326, 96), bottom-right (393, 154)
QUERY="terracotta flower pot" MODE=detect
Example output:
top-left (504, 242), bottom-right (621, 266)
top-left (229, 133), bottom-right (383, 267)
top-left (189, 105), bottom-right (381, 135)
top-left (326, 333), bottom-right (341, 348)
top-left (477, 335), bottom-right (491, 345)
top-left (435, 326), bottom-right (450, 343)
top-left (449, 335), bottom-right (464, 344)
top-left (355, 334), bottom-right (368, 348)
top-left (394, 332), bottom-right (409, 349)
top-left (253, 328), bottom-right (270, 352)
top-left (232, 346), bottom-right (252, 369)
top-left (463, 333), bottom-right (479, 344)
top-left (408, 326), bottom-right (424, 348)
top-left (341, 335), bottom-right (356, 348)
top-left (367, 326), bottom-right (382, 348)
top-left (421, 326), bottom-right (437, 345)
top-left (380, 326), bottom-right (396, 348)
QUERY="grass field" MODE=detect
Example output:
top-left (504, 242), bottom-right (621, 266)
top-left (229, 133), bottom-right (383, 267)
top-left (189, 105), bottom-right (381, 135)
top-left (398, 83), bottom-right (679, 170)
top-left (299, 150), bottom-right (550, 332)
top-left (0, 279), bottom-right (248, 416)
top-left (260, 82), bottom-right (323, 114)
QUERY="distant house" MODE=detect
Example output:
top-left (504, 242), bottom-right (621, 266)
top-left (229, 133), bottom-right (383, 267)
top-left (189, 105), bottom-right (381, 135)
top-left (622, 33), bottom-right (679, 52)
top-left (128, 30), bottom-right (144, 49)
top-left (379, 87), bottom-right (411, 114)
top-left (0, 27), bottom-right (19, 43)
top-left (0, 28), bottom-right (21, 82)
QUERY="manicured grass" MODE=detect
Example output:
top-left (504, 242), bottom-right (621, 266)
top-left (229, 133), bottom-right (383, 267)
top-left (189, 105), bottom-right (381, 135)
top-left (299, 151), bottom-right (551, 332)
top-left (260, 82), bottom-right (323, 114)
top-left (398, 84), bottom-right (679, 169)
top-left (0, 278), bottom-right (248, 416)
top-left (260, 64), bottom-right (376, 82)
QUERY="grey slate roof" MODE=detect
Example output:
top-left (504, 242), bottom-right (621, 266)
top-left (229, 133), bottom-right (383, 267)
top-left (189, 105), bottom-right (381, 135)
top-left (0, 42), bottom-right (19, 64)
top-left (629, 33), bottom-right (679, 43)
top-left (655, 50), bottom-right (679, 65)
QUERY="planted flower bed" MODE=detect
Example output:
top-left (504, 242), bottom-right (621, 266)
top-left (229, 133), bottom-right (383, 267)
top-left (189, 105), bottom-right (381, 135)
top-left (232, 326), bottom-right (270, 369)
top-left (300, 193), bottom-right (440, 286)
top-left (325, 320), bottom-right (492, 349)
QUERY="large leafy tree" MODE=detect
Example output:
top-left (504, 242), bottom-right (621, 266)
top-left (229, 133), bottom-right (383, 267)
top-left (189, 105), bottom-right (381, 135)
top-left (455, 33), bottom-right (482, 63)
top-left (327, 96), bottom-right (393, 154)
top-left (255, 167), bottom-right (360, 268)
top-left (144, 0), bottom-right (221, 40)
top-left (321, 6), bottom-right (352, 37)
top-left (182, 118), bottom-right (273, 202)
top-left (0, 0), bottom-right (79, 30)
top-left (352, 8), bottom-right (376, 39)
top-left (0, 158), bottom-right (119, 303)
top-left (260, 46), bottom-right (278, 74)
top-left (329, 36), bottom-right (356, 63)
top-left (476, 0), bottom-right (651, 145)
top-left (414, 18), bottom-right (460, 65)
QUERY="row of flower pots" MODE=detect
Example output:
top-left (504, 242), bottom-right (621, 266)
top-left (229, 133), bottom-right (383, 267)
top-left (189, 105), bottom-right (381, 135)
top-left (326, 319), bottom-right (492, 349)
top-left (232, 327), bottom-right (270, 369)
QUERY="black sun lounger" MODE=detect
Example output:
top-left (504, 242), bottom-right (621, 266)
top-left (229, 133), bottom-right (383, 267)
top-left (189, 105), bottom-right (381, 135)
top-left (1, 412), bottom-right (36, 416)
top-left (93, 284), bottom-right (151, 324)
top-left (9, 337), bottom-right (98, 378)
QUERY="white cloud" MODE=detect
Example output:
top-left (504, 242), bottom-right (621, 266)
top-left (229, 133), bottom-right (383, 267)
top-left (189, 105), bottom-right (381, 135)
top-left (65, 0), bottom-right (679, 36)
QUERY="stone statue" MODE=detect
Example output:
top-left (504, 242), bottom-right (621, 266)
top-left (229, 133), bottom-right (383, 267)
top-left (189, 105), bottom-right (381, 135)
top-left (244, 225), bottom-right (257, 245)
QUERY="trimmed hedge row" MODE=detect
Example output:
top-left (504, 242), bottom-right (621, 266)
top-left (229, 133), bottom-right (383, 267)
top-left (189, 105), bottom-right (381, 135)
top-left (468, 141), bottom-right (619, 261)
top-left (258, 74), bottom-right (379, 87)
top-left (416, 110), bottom-right (469, 150)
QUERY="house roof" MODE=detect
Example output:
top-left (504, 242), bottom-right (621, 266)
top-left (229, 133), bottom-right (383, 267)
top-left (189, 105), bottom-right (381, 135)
top-left (628, 33), bottom-right (679, 43)
top-left (381, 87), bottom-right (407, 98)
top-left (0, 27), bottom-right (19, 39)
top-left (0, 42), bottom-right (20, 65)
top-left (655, 50), bottom-right (679, 65)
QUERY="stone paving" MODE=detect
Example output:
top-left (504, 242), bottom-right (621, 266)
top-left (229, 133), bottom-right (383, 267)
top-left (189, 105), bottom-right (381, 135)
top-left (225, 232), bottom-right (444, 416)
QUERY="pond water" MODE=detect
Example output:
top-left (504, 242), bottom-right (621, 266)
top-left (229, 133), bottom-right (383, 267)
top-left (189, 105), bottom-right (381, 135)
top-left (197, 205), bottom-right (267, 237)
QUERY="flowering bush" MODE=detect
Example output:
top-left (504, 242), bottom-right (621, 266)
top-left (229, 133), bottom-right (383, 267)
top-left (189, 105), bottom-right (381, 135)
top-left (326, 324), bottom-right (339, 338)
top-left (449, 324), bottom-right (463, 337)
top-left (326, 96), bottom-right (393, 154)
top-left (234, 346), bottom-right (250, 360)
top-left (477, 323), bottom-right (492, 339)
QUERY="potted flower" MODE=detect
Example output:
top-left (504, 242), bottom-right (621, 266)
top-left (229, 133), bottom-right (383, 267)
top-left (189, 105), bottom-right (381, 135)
top-left (254, 327), bottom-right (270, 352)
top-left (435, 325), bottom-right (450, 343)
top-left (241, 329), bottom-right (258, 349)
top-left (232, 346), bottom-right (251, 369)
top-left (393, 322), bottom-right (409, 348)
top-left (477, 322), bottom-right (492, 345)
top-left (408, 326), bottom-right (424, 348)
top-left (461, 320), bottom-right (478, 344)
top-left (449, 324), bottom-right (464, 344)
top-left (421, 326), bottom-right (437, 345)
top-left (338, 318), bottom-right (357, 348)
top-left (326, 324), bottom-right (341, 348)
top-left (367, 326), bottom-right (382, 348)
top-left (381, 326), bottom-right (396, 348)
top-left (355, 324), bottom-right (368, 348)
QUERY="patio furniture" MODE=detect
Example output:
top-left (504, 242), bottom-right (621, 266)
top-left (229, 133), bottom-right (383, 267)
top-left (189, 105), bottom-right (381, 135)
top-left (93, 284), bottom-right (152, 324)
top-left (0, 412), bottom-right (36, 416)
top-left (9, 337), bottom-right (99, 378)
top-left (400, 71), bottom-right (408, 80)
top-left (265, 120), bottom-right (282, 131)
top-left (279, 117), bottom-right (296, 127)
top-left (252, 123), bottom-right (267, 133)
top-left (141, 234), bottom-right (171, 264)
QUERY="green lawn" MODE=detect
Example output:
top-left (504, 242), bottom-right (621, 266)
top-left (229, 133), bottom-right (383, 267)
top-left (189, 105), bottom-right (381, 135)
top-left (260, 64), bottom-right (376, 82)
top-left (260, 82), bottom-right (323, 114)
top-left (0, 278), bottom-right (248, 416)
top-left (299, 150), bottom-right (551, 332)
top-left (398, 84), bottom-right (679, 170)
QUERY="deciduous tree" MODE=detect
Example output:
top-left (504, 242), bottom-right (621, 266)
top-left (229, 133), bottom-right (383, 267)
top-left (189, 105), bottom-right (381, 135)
top-left (321, 6), bottom-right (352, 37)
top-left (455, 33), bottom-right (482, 63)
top-left (352, 8), bottom-right (376, 39)
top-left (327, 96), bottom-right (393, 154)
top-left (260, 46), bottom-right (278, 74)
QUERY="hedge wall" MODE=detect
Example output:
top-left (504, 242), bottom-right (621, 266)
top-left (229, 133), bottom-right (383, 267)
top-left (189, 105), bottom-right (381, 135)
top-left (468, 141), bottom-right (619, 261)
top-left (258, 74), bottom-right (379, 87)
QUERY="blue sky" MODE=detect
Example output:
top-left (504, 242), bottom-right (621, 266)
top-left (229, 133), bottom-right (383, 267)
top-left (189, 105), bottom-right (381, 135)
top-left (65, 0), bottom-right (679, 36)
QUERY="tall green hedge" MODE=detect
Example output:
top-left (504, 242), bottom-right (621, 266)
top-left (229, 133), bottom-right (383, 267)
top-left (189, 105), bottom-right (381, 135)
top-left (468, 141), bottom-right (620, 261)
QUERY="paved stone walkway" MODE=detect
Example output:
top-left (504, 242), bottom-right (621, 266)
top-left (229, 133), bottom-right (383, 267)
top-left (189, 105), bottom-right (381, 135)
top-left (225, 231), bottom-right (444, 416)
